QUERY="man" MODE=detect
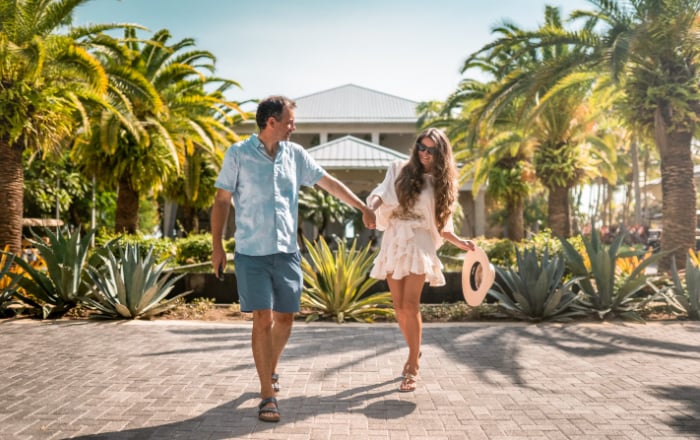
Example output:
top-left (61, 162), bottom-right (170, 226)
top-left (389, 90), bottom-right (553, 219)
top-left (211, 95), bottom-right (375, 422)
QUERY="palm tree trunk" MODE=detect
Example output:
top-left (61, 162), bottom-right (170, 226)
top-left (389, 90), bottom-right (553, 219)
top-left (657, 126), bottom-right (696, 272)
top-left (0, 142), bottom-right (24, 254)
top-left (631, 139), bottom-right (642, 225)
top-left (548, 185), bottom-right (572, 238)
top-left (506, 198), bottom-right (524, 242)
top-left (181, 205), bottom-right (200, 235)
top-left (115, 175), bottom-right (139, 234)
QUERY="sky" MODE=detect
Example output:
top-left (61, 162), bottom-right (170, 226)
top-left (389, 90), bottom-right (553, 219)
top-left (73, 0), bottom-right (592, 105)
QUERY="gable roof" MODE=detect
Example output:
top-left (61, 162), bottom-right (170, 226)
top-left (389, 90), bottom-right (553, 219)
top-left (294, 84), bottom-right (418, 123)
top-left (307, 135), bottom-right (408, 170)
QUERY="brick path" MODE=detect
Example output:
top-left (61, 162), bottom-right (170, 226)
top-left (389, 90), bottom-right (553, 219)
top-left (1, 319), bottom-right (699, 439)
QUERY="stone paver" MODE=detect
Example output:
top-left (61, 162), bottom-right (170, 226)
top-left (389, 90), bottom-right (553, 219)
top-left (1, 320), bottom-right (699, 439)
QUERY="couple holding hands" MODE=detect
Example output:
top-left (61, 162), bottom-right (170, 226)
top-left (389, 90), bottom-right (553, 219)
top-left (211, 95), bottom-right (492, 423)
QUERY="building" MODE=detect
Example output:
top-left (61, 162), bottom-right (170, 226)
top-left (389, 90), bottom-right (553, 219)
top-left (236, 84), bottom-right (486, 239)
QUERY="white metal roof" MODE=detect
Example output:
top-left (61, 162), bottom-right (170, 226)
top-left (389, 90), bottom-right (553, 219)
top-left (307, 135), bottom-right (408, 170)
top-left (294, 84), bottom-right (418, 123)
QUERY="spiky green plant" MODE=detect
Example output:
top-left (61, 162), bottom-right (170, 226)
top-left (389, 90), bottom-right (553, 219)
top-left (84, 243), bottom-right (190, 319)
top-left (668, 253), bottom-right (700, 320)
top-left (559, 228), bottom-right (663, 321)
top-left (0, 250), bottom-right (22, 316)
top-left (10, 228), bottom-right (97, 318)
top-left (490, 247), bottom-right (584, 322)
top-left (301, 236), bottom-right (393, 323)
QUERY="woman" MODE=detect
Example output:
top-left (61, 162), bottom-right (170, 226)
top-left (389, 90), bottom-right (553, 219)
top-left (367, 127), bottom-right (475, 392)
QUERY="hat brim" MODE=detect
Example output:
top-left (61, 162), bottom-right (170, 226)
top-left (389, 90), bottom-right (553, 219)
top-left (461, 246), bottom-right (496, 307)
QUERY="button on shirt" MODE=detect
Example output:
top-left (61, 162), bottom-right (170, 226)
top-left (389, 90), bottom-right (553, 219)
top-left (215, 134), bottom-right (326, 256)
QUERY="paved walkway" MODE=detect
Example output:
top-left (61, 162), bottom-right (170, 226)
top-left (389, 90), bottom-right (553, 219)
top-left (1, 319), bottom-right (700, 440)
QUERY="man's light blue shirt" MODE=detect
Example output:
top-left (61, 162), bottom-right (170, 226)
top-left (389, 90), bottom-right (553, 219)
top-left (215, 134), bottom-right (325, 256)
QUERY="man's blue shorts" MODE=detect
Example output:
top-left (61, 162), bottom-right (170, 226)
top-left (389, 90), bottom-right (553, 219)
top-left (234, 251), bottom-right (303, 313)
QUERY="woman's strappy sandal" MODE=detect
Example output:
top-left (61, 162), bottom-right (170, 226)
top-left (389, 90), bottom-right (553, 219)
top-left (271, 373), bottom-right (280, 393)
top-left (399, 372), bottom-right (419, 392)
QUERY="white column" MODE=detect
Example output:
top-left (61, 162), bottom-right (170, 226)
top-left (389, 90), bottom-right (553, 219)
top-left (371, 132), bottom-right (379, 144)
top-left (320, 132), bottom-right (328, 144)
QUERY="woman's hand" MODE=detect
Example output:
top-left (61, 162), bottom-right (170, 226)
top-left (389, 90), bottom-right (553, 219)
top-left (442, 231), bottom-right (476, 251)
top-left (457, 238), bottom-right (476, 252)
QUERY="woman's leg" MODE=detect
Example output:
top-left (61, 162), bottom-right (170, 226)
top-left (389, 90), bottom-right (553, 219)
top-left (387, 273), bottom-right (425, 381)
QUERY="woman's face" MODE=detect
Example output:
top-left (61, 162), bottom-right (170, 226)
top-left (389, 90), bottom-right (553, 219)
top-left (416, 136), bottom-right (438, 172)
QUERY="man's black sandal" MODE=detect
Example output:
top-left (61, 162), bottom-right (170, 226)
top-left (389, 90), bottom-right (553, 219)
top-left (258, 397), bottom-right (280, 422)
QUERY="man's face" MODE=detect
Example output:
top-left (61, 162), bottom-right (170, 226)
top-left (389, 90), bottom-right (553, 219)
top-left (273, 107), bottom-right (296, 142)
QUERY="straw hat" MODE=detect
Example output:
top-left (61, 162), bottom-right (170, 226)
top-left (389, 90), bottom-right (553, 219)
top-left (461, 246), bottom-right (496, 307)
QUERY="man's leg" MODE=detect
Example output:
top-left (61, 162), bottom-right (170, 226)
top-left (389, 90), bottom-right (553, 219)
top-left (251, 309), bottom-right (276, 400)
top-left (271, 311), bottom-right (294, 375)
top-left (252, 309), bottom-right (282, 421)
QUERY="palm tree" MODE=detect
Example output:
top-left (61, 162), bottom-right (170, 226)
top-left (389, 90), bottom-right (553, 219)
top-left (478, 0), bottom-right (699, 269)
top-left (0, 0), bottom-right (127, 253)
top-left (439, 79), bottom-right (535, 241)
top-left (162, 150), bottom-right (219, 234)
top-left (299, 186), bottom-right (355, 240)
top-left (73, 28), bottom-right (246, 233)
top-left (447, 7), bottom-right (597, 239)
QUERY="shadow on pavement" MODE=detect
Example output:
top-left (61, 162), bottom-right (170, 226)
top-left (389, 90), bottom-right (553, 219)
top-left (66, 379), bottom-right (408, 439)
top-left (654, 385), bottom-right (700, 435)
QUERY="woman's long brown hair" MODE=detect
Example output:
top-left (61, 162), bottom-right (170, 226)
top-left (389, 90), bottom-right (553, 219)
top-left (394, 128), bottom-right (457, 232)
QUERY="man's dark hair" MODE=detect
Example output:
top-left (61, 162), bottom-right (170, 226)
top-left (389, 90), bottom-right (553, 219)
top-left (256, 96), bottom-right (296, 129)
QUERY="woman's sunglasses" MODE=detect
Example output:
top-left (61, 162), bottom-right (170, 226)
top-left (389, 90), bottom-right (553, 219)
top-left (416, 142), bottom-right (437, 156)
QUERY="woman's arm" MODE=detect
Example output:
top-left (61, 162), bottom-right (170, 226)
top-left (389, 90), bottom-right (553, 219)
top-left (367, 194), bottom-right (383, 211)
top-left (441, 231), bottom-right (476, 251)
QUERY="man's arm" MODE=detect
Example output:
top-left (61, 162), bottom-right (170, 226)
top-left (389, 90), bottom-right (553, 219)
top-left (211, 188), bottom-right (232, 277)
top-left (316, 174), bottom-right (376, 229)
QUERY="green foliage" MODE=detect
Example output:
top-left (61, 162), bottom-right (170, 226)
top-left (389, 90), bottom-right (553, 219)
top-left (476, 237), bottom-right (517, 267)
top-left (0, 252), bottom-right (22, 317)
top-left (301, 236), bottom-right (394, 323)
top-left (490, 247), bottom-right (584, 322)
top-left (11, 228), bottom-right (97, 318)
top-left (419, 302), bottom-right (503, 321)
top-left (83, 243), bottom-right (190, 319)
top-left (224, 237), bottom-right (236, 254)
top-left (668, 255), bottom-right (700, 320)
top-left (96, 231), bottom-right (176, 263)
top-left (23, 152), bottom-right (90, 219)
top-left (559, 228), bottom-right (663, 321)
top-left (299, 187), bottom-right (356, 239)
top-left (175, 233), bottom-right (213, 264)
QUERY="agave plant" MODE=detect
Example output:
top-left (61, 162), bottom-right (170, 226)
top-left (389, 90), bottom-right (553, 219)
top-left (667, 250), bottom-right (700, 320)
top-left (301, 236), bottom-right (394, 323)
top-left (11, 228), bottom-right (97, 318)
top-left (489, 247), bottom-right (584, 322)
top-left (84, 243), bottom-right (190, 319)
top-left (0, 249), bottom-right (23, 316)
top-left (559, 228), bottom-right (663, 321)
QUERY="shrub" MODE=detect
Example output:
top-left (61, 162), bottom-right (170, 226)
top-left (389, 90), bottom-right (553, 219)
top-left (10, 227), bottom-right (97, 318)
top-left (83, 243), bottom-right (190, 319)
top-left (96, 230), bottom-right (176, 263)
top-left (559, 228), bottom-right (663, 321)
top-left (667, 249), bottom-right (700, 320)
top-left (0, 249), bottom-right (22, 317)
top-left (301, 236), bottom-right (394, 323)
top-left (175, 233), bottom-right (213, 264)
top-left (490, 247), bottom-right (584, 322)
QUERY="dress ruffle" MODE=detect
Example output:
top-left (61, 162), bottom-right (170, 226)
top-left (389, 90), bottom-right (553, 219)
top-left (369, 219), bottom-right (446, 286)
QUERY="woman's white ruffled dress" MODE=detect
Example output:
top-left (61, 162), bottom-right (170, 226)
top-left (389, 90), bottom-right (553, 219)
top-left (368, 160), bottom-right (453, 286)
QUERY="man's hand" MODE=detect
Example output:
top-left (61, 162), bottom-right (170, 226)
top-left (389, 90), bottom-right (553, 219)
top-left (362, 206), bottom-right (376, 230)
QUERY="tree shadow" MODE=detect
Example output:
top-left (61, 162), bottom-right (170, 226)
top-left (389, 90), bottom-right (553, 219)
top-left (66, 379), bottom-right (410, 439)
top-left (431, 323), bottom-right (700, 387)
top-left (653, 385), bottom-right (700, 435)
